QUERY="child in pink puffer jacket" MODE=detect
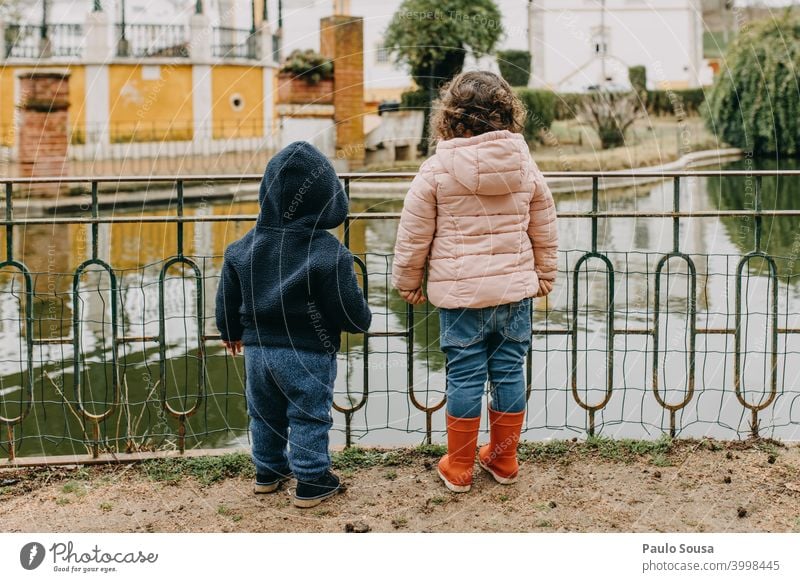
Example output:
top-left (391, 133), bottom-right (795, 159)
top-left (392, 71), bottom-right (559, 492)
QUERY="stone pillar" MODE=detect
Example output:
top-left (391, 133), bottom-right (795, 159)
top-left (190, 11), bottom-right (212, 62)
top-left (84, 10), bottom-right (112, 156)
top-left (17, 72), bottom-right (71, 196)
top-left (0, 19), bottom-right (6, 63)
top-left (320, 15), bottom-right (364, 167)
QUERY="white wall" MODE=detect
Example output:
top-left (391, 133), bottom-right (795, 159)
top-left (531, 0), bottom-right (703, 90)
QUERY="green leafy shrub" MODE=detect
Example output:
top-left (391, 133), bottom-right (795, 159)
top-left (628, 65), bottom-right (647, 96)
top-left (515, 88), bottom-right (555, 144)
top-left (497, 49), bottom-right (532, 87)
top-left (704, 10), bottom-right (800, 156)
top-left (280, 49), bottom-right (334, 84)
top-left (400, 88), bottom-right (432, 110)
top-left (553, 92), bottom-right (587, 120)
top-left (647, 88), bottom-right (706, 117)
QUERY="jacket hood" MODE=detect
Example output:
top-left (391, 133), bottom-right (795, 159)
top-left (435, 130), bottom-right (529, 196)
top-left (257, 141), bottom-right (348, 229)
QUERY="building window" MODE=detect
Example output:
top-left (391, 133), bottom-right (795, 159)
top-left (375, 45), bottom-right (389, 64)
top-left (591, 26), bottom-right (610, 56)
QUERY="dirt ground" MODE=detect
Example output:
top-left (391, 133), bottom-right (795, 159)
top-left (2, 440), bottom-right (799, 533)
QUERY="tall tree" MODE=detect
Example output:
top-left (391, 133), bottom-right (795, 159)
top-left (704, 8), bottom-right (800, 157)
top-left (384, 0), bottom-right (503, 152)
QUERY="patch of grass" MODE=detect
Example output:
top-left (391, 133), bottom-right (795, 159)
top-left (384, 470), bottom-right (398, 481)
top-left (217, 503), bottom-right (243, 522)
top-left (535, 520), bottom-right (553, 528)
top-left (518, 440), bottom-right (573, 462)
top-left (415, 443), bottom-right (447, 457)
top-left (650, 453), bottom-right (672, 467)
top-left (61, 481), bottom-right (87, 497)
top-left (141, 454), bottom-right (254, 486)
top-left (429, 496), bottom-right (446, 506)
top-left (498, 494), bottom-right (509, 503)
top-left (585, 435), bottom-right (673, 464)
top-left (99, 502), bottom-right (113, 512)
top-left (55, 497), bottom-right (70, 506)
top-left (392, 517), bottom-right (408, 529)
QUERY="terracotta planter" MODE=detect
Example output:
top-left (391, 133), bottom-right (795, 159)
top-left (277, 73), bottom-right (334, 105)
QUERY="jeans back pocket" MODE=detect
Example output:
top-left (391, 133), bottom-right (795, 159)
top-left (439, 307), bottom-right (484, 349)
top-left (501, 298), bottom-right (532, 343)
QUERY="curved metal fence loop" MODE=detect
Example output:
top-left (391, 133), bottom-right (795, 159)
top-left (652, 252), bottom-right (698, 437)
top-left (158, 256), bottom-right (205, 452)
top-left (0, 260), bottom-right (34, 461)
top-left (72, 258), bottom-right (120, 457)
top-left (332, 255), bottom-right (370, 446)
top-left (734, 251), bottom-right (779, 437)
top-left (571, 252), bottom-right (615, 436)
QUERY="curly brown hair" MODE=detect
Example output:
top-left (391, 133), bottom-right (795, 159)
top-left (430, 71), bottom-right (526, 141)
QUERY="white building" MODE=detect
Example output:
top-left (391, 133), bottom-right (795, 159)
top-left (19, 0), bottom-right (708, 96)
top-left (529, 0), bottom-right (706, 91)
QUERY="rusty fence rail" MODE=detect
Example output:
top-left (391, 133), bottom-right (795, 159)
top-left (1, 171), bottom-right (800, 464)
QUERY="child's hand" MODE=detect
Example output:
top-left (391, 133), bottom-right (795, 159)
top-left (223, 340), bottom-right (243, 356)
top-left (398, 288), bottom-right (426, 305)
top-left (535, 280), bottom-right (554, 298)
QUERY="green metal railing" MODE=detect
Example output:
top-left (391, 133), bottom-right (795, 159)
top-left (1, 171), bottom-right (800, 465)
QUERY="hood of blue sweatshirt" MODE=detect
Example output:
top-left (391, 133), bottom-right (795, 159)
top-left (257, 141), bottom-right (348, 230)
top-left (215, 141), bottom-right (372, 352)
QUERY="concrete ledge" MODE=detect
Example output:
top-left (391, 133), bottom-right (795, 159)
top-left (347, 148), bottom-right (744, 198)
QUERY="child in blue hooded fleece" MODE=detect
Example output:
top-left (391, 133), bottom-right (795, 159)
top-left (215, 141), bottom-right (372, 508)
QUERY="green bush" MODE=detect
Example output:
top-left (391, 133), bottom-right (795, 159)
top-left (400, 88), bottom-right (432, 109)
top-left (647, 88), bottom-right (706, 117)
top-left (280, 49), bottom-right (333, 84)
top-left (705, 10), bottom-right (800, 156)
top-left (497, 50), bottom-right (532, 87)
top-left (515, 88), bottom-right (556, 144)
top-left (553, 92), bottom-right (587, 121)
top-left (629, 65), bottom-right (647, 98)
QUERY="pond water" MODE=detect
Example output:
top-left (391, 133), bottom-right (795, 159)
top-left (2, 159), bottom-right (800, 458)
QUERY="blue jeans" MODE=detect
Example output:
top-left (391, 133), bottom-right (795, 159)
top-left (244, 346), bottom-right (337, 482)
top-left (439, 298), bottom-right (532, 418)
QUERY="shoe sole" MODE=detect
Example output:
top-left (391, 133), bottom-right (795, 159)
top-left (437, 467), bottom-right (471, 493)
top-left (254, 477), bottom-right (291, 494)
top-left (478, 459), bottom-right (518, 485)
top-left (292, 487), bottom-right (341, 508)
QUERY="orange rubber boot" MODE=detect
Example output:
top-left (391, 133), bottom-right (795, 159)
top-left (478, 408), bottom-right (525, 484)
top-left (437, 414), bottom-right (481, 493)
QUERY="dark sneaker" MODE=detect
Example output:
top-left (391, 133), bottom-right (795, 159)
top-left (254, 468), bottom-right (293, 494)
top-left (293, 471), bottom-right (342, 508)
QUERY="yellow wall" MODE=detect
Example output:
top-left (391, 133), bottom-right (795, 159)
top-left (108, 64), bottom-right (194, 143)
top-left (211, 65), bottom-right (264, 139)
top-left (0, 64), bottom-right (86, 147)
top-left (0, 67), bottom-right (15, 147)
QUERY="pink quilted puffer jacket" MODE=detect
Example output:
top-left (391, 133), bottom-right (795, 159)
top-left (391, 129), bottom-right (558, 309)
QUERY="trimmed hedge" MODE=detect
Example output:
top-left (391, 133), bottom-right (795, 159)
top-left (646, 88), bottom-right (706, 117)
top-left (552, 93), bottom-right (587, 121)
top-left (515, 88), bottom-right (556, 144)
top-left (497, 50), bottom-right (532, 87)
top-left (400, 88), bottom-right (432, 109)
top-left (549, 89), bottom-right (706, 121)
top-left (629, 66), bottom-right (647, 96)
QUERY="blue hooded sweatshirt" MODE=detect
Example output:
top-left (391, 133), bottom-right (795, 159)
top-left (215, 141), bottom-right (372, 352)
